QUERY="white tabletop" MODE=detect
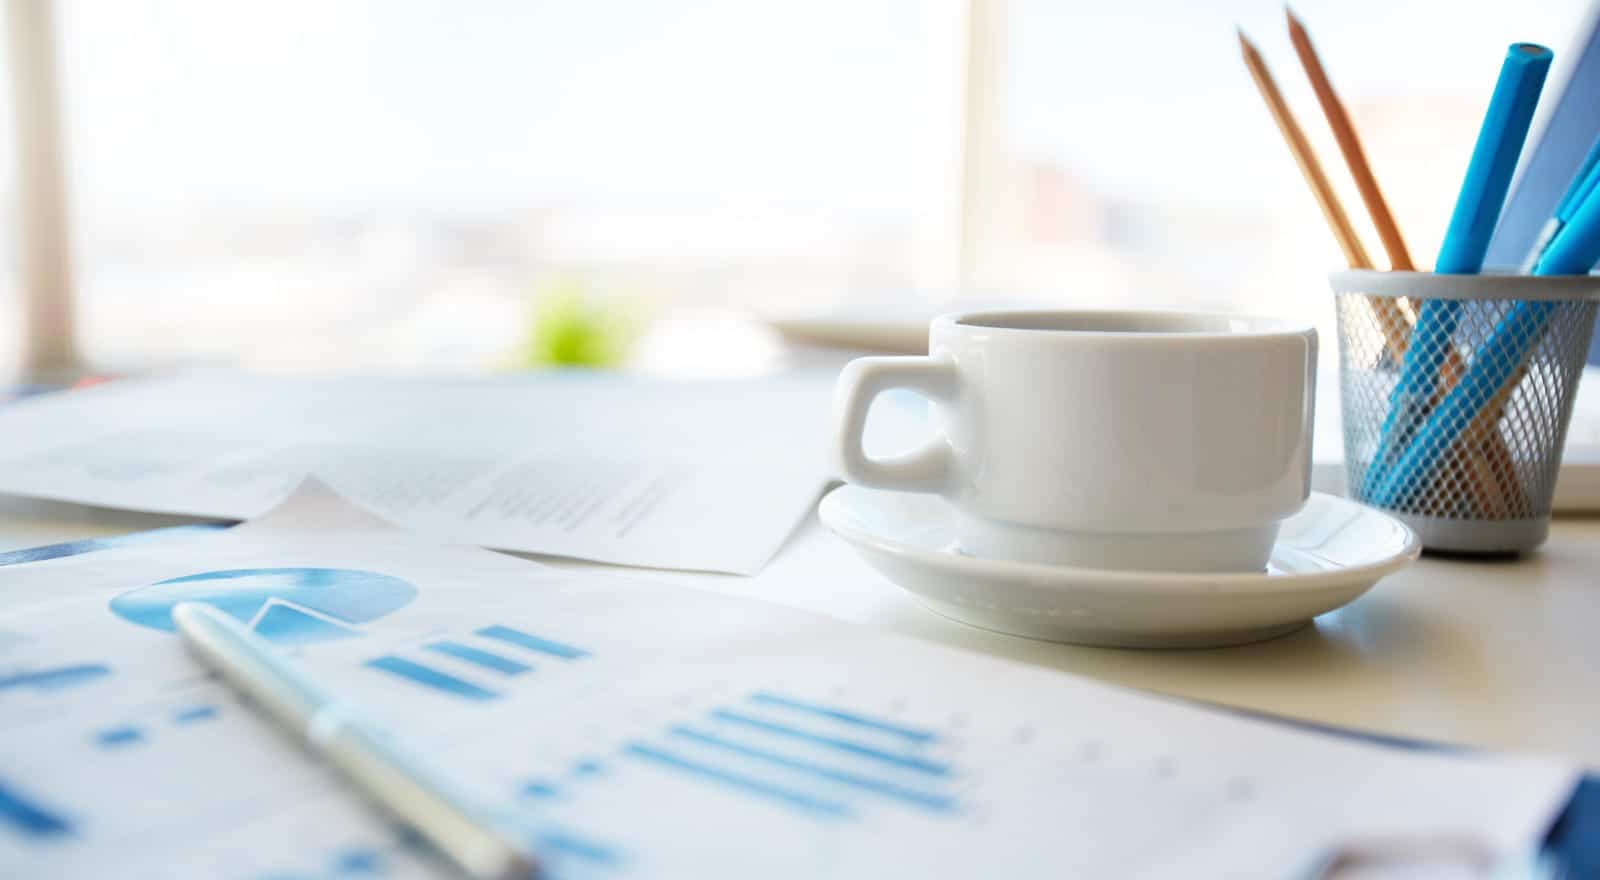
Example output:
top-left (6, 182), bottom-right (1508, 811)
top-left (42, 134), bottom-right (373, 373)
top-left (4, 489), bottom-right (1598, 768)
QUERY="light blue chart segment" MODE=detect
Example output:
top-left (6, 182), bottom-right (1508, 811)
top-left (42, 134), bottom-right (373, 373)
top-left (668, 726), bottom-right (956, 812)
top-left (366, 656), bottom-right (501, 701)
top-left (109, 568), bottom-right (417, 645)
top-left (94, 725), bottom-right (145, 749)
top-left (748, 692), bottom-right (939, 744)
top-left (331, 846), bottom-right (385, 874)
top-left (536, 826), bottom-right (624, 867)
top-left (707, 709), bottom-right (950, 775)
top-left (0, 779), bottom-right (73, 838)
top-left (173, 704), bottom-right (219, 725)
top-left (424, 640), bottom-right (531, 675)
top-left (623, 743), bottom-right (853, 819)
top-left (476, 625), bottom-right (589, 659)
top-left (0, 664), bottom-right (111, 693)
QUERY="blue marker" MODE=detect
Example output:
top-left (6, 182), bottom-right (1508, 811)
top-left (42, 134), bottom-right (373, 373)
top-left (1555, 138), bottom-right (1600, 220)
top-left (1434, 45), bottom-right (1554, 274)
top-left (1538, 176), bottom-right (1600, 275)
top-left (1362, 43), bottom-right (1553, 501)
top-left (1366, 164), bottom-right (1600, 509)
top-left (1521, 135), bottom-right (1600, 271)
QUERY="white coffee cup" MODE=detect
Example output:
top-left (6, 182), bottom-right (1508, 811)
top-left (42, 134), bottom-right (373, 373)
top-left (829, 309), bottom-right (1317, 573)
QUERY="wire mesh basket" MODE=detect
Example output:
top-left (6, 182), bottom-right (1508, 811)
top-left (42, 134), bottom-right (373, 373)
top-left (1330, 270), bottom-right (1600, 553)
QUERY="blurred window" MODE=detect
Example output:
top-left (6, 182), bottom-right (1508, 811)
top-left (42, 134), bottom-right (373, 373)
top-left (1000, 0), bottom-right (1589, 363)
top-left (26, 0), bottom-right (1599, 372)
top-left (56, 0), bottom-right (953, 370)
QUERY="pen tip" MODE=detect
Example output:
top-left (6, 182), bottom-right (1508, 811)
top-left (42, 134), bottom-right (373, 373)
top-left (1237, 26), bottom-right (1256, 54)
top-left (1285, 6), bottom-right (1303, 29)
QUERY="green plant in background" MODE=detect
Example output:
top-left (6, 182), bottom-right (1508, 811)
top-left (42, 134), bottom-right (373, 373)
top-left (517, 278), bottom-right (642, 369)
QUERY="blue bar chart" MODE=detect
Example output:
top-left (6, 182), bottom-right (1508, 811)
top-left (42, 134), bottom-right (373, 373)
top-left (365, 623), bottom-right (590, 701)
top-left (518, 692), bottom-right (960, 829)
top-left (91, 703), bottom-right (221, 750)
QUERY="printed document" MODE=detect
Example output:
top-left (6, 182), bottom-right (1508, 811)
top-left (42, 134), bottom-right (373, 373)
top-left (0, 483), bottom-right (1577, 879)
top-left (0, 372), bottom-right (849, 574)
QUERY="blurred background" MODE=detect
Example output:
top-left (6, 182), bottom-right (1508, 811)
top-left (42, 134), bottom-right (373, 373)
top-left (0, 0), bottom-right (1589, 379)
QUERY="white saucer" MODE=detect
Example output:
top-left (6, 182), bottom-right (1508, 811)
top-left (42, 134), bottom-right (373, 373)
top-left (817, 486), bottom-right (1420, 649)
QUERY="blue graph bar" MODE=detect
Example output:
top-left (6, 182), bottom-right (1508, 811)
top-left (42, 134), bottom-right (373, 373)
top-left (537, 826), bottom-right (623, 865)
top-left (475, 625), bottom-right (588, 660)
top-left (670, 726), bottom-right (955, 812)
top-left (520, 780), bottom-right (561, 799)
top-left (0, 779), bottom-right (72, 837)
top-left (424, 640), bottom-right (530, 675)
top-left (95, 726), bottom-right (145, 748)
top-left (749, 692), bottom-right (939, 744)
top-left (623, 744), bottom-right (850, 818)
top-left (366, 656), bottom-right (499, 701)
top-left (0, 664), bottom-right (111, 693)
top-left (708, 709), bottom-right (950, 776)
top-left (173, 705), bottom-right (219, 724)
top-left (332, 847), bottom-right (384, 874)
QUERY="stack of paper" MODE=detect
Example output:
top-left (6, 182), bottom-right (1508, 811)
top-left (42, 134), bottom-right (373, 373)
top-left (0, 484), bottom-right (1575, 878)
top-left (0, 372), bottom-right (851, 574)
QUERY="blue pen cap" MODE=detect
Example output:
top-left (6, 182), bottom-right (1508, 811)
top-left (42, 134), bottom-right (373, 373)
top-left (1555, 137), bottom-right (1600, 223)
top-left (1537, 168), bottom-right (1600, 275)
top-left (1435, 43), bottom-right (1553, 274)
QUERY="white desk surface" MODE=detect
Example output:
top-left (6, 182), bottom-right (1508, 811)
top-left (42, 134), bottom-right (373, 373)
top-left (4, 491), bottom-right (1598, 768)
top-left (4, 338), bottom-right (1599, 768)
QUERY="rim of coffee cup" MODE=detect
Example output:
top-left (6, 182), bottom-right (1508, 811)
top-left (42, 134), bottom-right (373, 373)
top-left (935, 308), bottom-right (1315, 340)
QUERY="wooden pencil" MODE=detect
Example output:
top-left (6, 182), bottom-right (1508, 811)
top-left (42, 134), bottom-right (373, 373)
top-left (1285, 7), bottom-right (1414, 271)
top-left (1283, 10), bottom-right (1523, 516)
top-left (1239, 27), bottom-right (1516, 516)
top-left (1237, 29), bottom-right (1374, 271)
top-left (1237, 30), bottom-right (1417, 356)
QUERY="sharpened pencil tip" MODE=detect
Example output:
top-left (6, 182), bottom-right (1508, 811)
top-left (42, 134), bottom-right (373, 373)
top-left (1237, 26), bottom-right (1257, 55)
top-left (1285, 8), bottom-right (1314, 55)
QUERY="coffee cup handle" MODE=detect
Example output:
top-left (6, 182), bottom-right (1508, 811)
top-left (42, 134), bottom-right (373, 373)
top-left (829, 356), bottom-right (959, 493)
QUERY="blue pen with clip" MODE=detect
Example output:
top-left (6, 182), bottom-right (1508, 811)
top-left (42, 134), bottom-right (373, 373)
top-left (1366, 157), bottom-right (1600, 509)
top-left (1520, 135), bottom-right (1600, 271)
top-left (172, 602), bottom-right (542, 880)
top-left (1361, 43), bottom-right (1553, 501)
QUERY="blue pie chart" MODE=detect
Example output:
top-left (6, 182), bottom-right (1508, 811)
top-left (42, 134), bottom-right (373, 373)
top-left (110, 568), bottom-right (417, 645)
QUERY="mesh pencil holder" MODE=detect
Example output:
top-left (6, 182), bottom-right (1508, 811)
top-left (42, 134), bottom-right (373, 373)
top-left (1331, 270), bottom-right (1600, 554)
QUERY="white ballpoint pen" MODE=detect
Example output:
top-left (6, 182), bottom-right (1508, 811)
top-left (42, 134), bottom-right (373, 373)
top-left (172, 602), bottom-right (540, 880)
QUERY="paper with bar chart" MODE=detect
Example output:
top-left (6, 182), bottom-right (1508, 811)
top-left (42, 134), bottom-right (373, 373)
top-left (0, 482), bottom-right (1578, 879)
